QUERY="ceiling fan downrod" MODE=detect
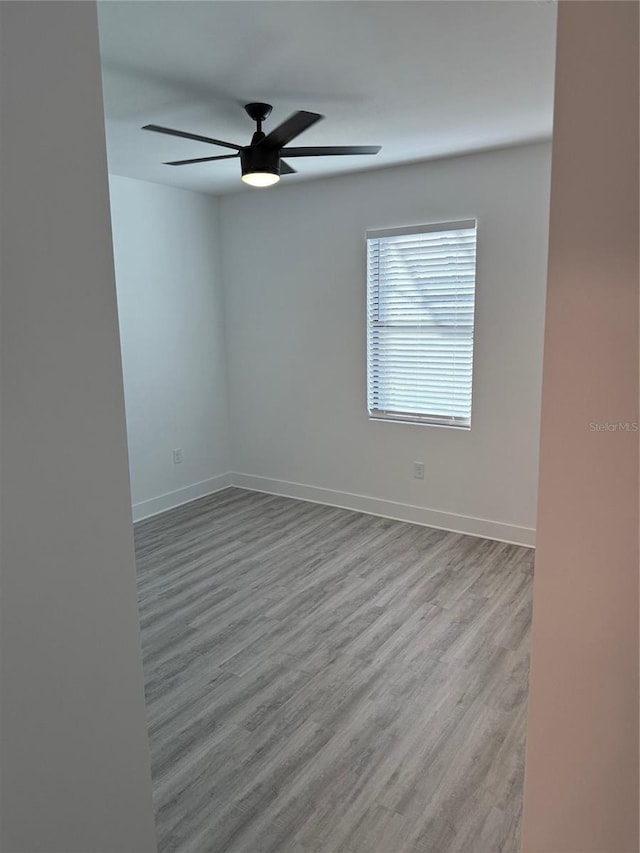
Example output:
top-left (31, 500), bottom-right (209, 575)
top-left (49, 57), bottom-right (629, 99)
top-left (245, 102), bottom-right (272, 144)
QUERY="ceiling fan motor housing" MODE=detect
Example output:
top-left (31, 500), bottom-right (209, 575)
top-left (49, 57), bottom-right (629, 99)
top-left (240, 145), bottom-right (281, 179)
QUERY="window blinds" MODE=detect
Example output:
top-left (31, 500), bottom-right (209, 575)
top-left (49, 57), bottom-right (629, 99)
top-left (366, 220), bottom-right (477, 428)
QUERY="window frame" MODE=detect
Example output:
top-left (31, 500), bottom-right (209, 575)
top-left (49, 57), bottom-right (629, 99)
top-left (365, 219), bottom-right (477, 430)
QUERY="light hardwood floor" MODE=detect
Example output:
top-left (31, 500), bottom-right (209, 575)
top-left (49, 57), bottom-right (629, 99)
top-left (134, 487), bottom-right (533, 853)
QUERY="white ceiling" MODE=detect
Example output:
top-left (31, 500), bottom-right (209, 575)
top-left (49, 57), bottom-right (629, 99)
top-left (97, 1), bottom-right (557, 197)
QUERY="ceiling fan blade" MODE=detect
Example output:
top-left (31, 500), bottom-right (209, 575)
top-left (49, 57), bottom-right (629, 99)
top-left (260, 111), bottom-right (323, 149)
top-left (282, 146), bottom-right (381, 157)
top-left (142, 124), bottom-right (242, 151)
top-left (279, 160), bottom-right (297, 175)
top-left (164, 154), bottom-right (239, 166)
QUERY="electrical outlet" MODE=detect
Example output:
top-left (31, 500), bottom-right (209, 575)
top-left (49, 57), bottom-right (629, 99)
top-left (413, 461), bottom-right (425, 480)
top-left (173, 448), bottom-right (183, 464)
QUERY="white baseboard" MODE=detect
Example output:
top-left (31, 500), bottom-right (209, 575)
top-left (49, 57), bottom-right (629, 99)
top-left (230, 473), bottom-right (536, 548)
top-left (132, 473), bottom-right (232, 522)
top-left (131, 471), bottom-right (536, 546)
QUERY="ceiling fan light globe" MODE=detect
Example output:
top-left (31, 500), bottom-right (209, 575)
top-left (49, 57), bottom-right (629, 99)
top-left (241, 172), bottom-right (281, 188)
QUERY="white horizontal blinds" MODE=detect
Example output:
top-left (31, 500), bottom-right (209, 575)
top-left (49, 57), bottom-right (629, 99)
top-left (367, 220), bottom-right (477, 427)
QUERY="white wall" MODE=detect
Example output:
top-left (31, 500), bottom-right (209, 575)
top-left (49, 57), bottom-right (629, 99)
top-left (109, 176), bottom-right (230, 521)
top-left (0, 3), bottom-right (157, 851)
top-left (220, 142), bottom-right (551, 546)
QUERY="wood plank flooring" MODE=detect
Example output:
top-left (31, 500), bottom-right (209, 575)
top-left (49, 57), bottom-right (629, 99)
top-left (134, 487), bottom-right (534, 853)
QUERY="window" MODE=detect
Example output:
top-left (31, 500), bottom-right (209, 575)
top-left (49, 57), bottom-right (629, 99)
top-left (366, 220), bottom-right (477, 428)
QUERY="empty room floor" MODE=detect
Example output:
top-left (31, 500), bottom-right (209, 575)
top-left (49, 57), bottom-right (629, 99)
top-left (134, 488), bottom-right (533, 853)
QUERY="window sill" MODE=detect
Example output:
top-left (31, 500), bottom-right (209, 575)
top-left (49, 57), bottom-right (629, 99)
top-left (368, 415), bottom-right (471, 431)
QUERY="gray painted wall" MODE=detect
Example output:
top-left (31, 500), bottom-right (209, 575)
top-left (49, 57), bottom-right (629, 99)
top-left (0, 3), bottom-right (157, 850)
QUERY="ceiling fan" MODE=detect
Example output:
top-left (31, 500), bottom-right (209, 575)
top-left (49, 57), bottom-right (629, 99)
top-left (142, 102), bottom-right (381, 188)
